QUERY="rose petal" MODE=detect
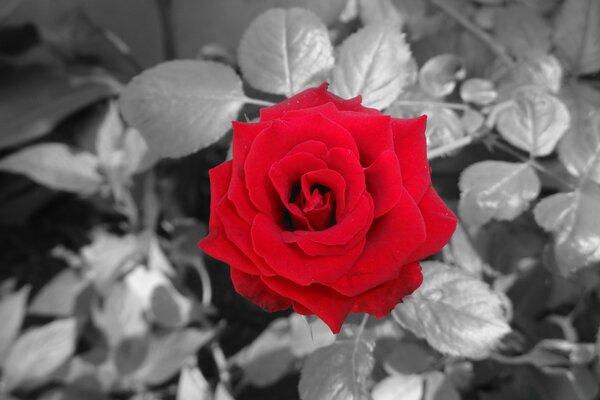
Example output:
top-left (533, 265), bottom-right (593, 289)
top-left (286, 140), bottom-right (329, 159)
top-left (326, 147), bottom-right (365, 213)
top-left (205, 161), bottom-right (232, 231)
top-left (217, 198), bottom-right (275, 276)
top-left (259, 83), bottom-right (369, 121)
top-left (351, 262), bottom-right (422, 316)
top-left (364, 150), bottom-right (403, 218)
top-left (329, 189), bottom-right (426, 296)
top-left (262, 276), bottom-right (354, 334)
top-left (300, 169), bottom-right (346, 223)
top-left (392, 115), bottom-right (431, 202)
top-left (230, 269), bottom-right (292, 312)
top-left (408, 186), bottom-right (457, 262)
top-left (251, 213), bottom-right (364, 285)
top-left (244, 114), bottom-right (359, 217)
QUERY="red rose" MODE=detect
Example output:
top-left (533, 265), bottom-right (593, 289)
top-left (199, 84), bottom-right (457, 333)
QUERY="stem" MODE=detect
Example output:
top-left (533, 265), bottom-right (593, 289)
top-left (244, 97), bottom-right (276, 107)
top-left (352, 314), bottom-right (369, 400)
top-left (428, 136), bottom-right (475, 160)
top-left (211, 342), bottom-right (232, 392)
top-left (393, 100), bottom-right (470, 111)
top-left (430, 0), bottom-right (515, 68)
top-left (155, 0), bottom-right (176, 60)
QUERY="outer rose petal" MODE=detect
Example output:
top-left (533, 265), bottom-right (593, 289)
top-left (261, 276), bottom-right (354, 334)
top-left (351, 263), bottom-right (422, 316)
top-left (260, 83), bottom-right (372, 121)
top-left (408, 186), bottom-right (458, 262)
top-left (392, 116), bottom-right (431, 202)
top-left (230, 269), bottom-right (292, 312)
top-left (199, 161), bottom-right (261, 275)
top-left (329, 189), bottom-right (426, 296)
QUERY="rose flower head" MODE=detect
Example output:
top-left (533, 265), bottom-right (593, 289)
top-left (199, 83), bottom-right (457, 333)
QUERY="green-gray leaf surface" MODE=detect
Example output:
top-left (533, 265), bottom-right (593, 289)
top-left (238, 8), bottom-right (334, 97)
top-left (459, 161), bottom-right (540, 227)
top-left (120, 60), bottom-right (245, 159)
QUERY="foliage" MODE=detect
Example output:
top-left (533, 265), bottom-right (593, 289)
top-left (1, 0), bottom-right (600, 400)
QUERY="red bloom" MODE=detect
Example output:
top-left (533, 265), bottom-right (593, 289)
top-left (199, 84), bottom-right (457, 333)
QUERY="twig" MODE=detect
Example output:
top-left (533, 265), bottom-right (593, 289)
top-left (244, 97), bottom-right (276, 107)
top-left (428, 136), bottom-right (475, 160)
top-left (352, 314), bottom-right (370, 400)
top-left (155, 0), bottom-right (176, 60)
top-left (430, 0), bottom-right (515, 69)
top-left (393, 100), bottom-right (470, 111)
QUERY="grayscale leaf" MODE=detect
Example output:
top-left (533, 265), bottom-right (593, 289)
top-left (512, 53), bottom-right (563, 93)
top-left (0, 286), bottom-right (30, 365)
top-left (558, 111), bottom-right (600, 185)
top-left (496, 85), bottom-right (570, 157)
top-left (177, 364), bottom-right (211, 400)
top-left (358, 0), bottom-right (403, 27)
top-left (459, 161), bottom-right (540, 227)
top-left (460, 78), bottom-right (497, 105)
top-left (331, 24), bottom-right (412, 109)
top-left (372, 374), bottom-right (423, 400)
top-left (3, 318), bottom-right (78, 391)
top-left (534, 183), bottom-right (600, 274)
top-left (29, 269), bottom-right (88, 317)
top-left (0, 144), bottom-right (102, 195)
top-left (419, 54), bottom-right (466, 98)
top-left (120, 60), bottom-right (245, 158)
top-left (494, 5), bottom-right (551, 56)
top-left (238, 8), bottom-right (334, 97)
top-left (393, 262), bottom-right (511, 359)
top-left (553, 0), bottom-right (600, 75)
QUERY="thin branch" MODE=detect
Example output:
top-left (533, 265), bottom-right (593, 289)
top-left (393, 100), bottom-right (471, 111)
top-left (352, 314), bottom-right (370, 400)
top-left (155, 0), bottom-right (176, 60)
top-left (430, 0), bottom-right (515, 69)
top-left (244, 97), bottom-right (276, 107)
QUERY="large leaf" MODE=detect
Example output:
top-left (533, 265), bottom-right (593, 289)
top-left (120, 60), bottom-right (245, 159)
top-left (371, 374), bottom-right (423, 400)
top-left (0, 66), bottom-right (115, 151)
top-left (553, 0), bottom-right (600, 74)
top-left (3, 318), bottom-right (78, 391)
top-left (0, 143), bottom-right (103, 194)
top-left (29, 269), bottom-right (88, 317)
top-left (238, 8), bottom-right (334, 97)
top-left (511, 53), bottom-right (563, 94)
top-left (299, 328), bottom-right (375, 400)
top-left (331, 23), bottom-right (412, 109)
top-left (459, 161), bottom-right (541, 227)
top-left (393, 262), bottom-right (511, 359)
top-left (134, 328), bottom-right (214, 385)
top-left (494, 5), bottom-right (551, 56)
top-left (558, 111), bottom-right (600, 185)
top-left (534, 182), bottom-right (600, 274)
top-left (497, 86), bottom-right (570, 157)
top-left (0, 286), bottom-right (30, 364)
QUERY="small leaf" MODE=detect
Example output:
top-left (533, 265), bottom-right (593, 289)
top-left (372, 374), bottom-right (423, 400)
top-left (461, 109), bottom-right (485, 135)
top-left (0, 143), bottom-right (102, 194)
top-left (304, 0), bottom-right (349, 25)
top-left (459, 161), bottom-right (540, 227)
top-left (0, 286), bottom-right (30, 364)
top-left (358, 0), bottom-right (403, 27)
top-left (331, 23), bottom-right (412, 109)
top-left (214, 384), bottom-right (235, 400)
top-left (534, 183), bottom-right (600, 274)
top-left (496, 85), bottom-right (570, 157)
top-left (553, 0), bottom-right (600, 74)
top-left (443, 222), bottom-right (486, 278)
top-left (177, 364), bottom-right (211, 400)
top-left (91, 280), bottom-right (147, 347)
top-left (135, 328), bottom-right (214, 385)
top-left (382, 341), bottom-right (438, 376)
top-left (512, 53), bottom-right (563, 93)
top-left (425, 107), bottom-right (466, 149)
top-left (29, 269), bottom-right (88, 317)
top-left (233, 318), bottom-right (295, 387)
top-left (299, 328), bottom-right (375, 400)
top-left (419, 54), bottom-right (466, 98)
top-left (494, 5), bottom-right (551, 56)
top-left (120, 60), bottom-right (245, 158)
top-left (290, 314), bottom-right (336, 357)
top-left (460, 78), bottom-right (497, 105)
top-left (3, 318), bottom-right (78, 391)
top-left (238, 8), bottom-right (334, 97)
top-left (394, 262), bottom-right (511, 359)
top-left (558, 111), bottom-right (600, 185)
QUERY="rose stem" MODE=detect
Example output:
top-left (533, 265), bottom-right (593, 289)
top-left (394, 100), bottom-right (471, 111)
top-left (244, 97), bottom-right (276, 107)
top-left (430, 0), bottom-right (515, 69)
top-left (428, 136), bottom-right (475, 160)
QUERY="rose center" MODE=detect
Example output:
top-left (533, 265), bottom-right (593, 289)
top-left (287, 183), bottom-right (336, 231)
